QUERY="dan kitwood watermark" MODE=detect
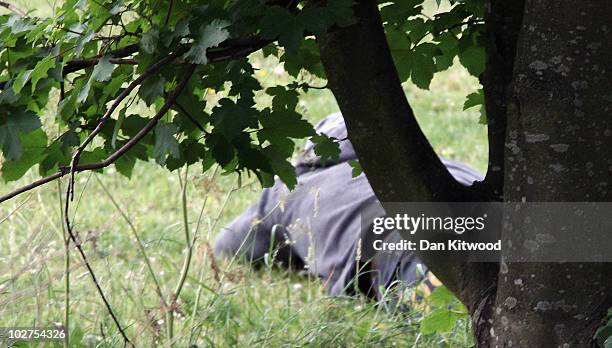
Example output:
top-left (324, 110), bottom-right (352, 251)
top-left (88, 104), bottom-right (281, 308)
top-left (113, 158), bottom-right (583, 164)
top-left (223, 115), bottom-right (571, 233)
top-left (360, 202), bottom-right (612, 262)
top-left (370, 212), bottom-right (501, 252)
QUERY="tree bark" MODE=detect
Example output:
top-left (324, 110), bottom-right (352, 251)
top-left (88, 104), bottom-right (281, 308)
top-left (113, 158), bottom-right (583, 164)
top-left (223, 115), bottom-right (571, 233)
top-left (468, 1), bottom-right (526, 345)
top-left (317, 0), bottom-right (612, 346)
top-left (494, 0), bottom-right (612, 346)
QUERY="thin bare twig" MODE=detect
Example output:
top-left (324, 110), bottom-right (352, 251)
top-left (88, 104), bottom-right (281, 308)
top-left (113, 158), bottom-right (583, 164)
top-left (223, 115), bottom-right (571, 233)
top-left (59, 64), bottom-right (196, 347)
top-left (0, 1), bottom-right (26, 16)
top-left (95, 175), bottom-right (168, 310)
top-left (63, 172), bottom-right (133, 347)
top-left (0, 195), bottom-right (31, 225)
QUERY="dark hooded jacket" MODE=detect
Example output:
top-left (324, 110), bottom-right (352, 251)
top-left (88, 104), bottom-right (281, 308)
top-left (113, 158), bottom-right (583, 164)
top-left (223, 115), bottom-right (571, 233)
top-left (214, 113), bottom-right (483, 297)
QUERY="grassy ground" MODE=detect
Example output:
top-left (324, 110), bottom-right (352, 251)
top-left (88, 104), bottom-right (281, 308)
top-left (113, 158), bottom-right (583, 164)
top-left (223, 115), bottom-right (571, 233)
top-left (1, 1), bottom-right (487, 346)
top-left (0, 62), bottom-right (485, 347)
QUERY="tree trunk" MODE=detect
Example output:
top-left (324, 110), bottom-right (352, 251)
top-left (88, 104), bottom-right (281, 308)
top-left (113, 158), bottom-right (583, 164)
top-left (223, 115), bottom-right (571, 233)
top-left (492, 0), bottom-right (612, 346)
top-left (317, 0), bottom-right (612, 346)
top-left (317, 0), bottom-right (473, 294)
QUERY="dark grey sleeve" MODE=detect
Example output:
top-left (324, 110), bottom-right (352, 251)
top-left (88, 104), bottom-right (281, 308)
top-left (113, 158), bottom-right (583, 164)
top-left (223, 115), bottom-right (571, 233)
top-left (214, 182), bottom-right (291, 263)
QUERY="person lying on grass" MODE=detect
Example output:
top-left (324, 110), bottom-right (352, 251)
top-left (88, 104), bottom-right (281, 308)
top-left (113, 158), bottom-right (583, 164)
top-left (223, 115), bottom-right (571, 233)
top-left (214, 113), bottom-right (482, 299)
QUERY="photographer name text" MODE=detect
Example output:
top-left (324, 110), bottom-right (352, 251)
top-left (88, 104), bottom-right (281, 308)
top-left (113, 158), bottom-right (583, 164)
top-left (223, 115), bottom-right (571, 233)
top-left (372, 239), bottom-right (501, 251)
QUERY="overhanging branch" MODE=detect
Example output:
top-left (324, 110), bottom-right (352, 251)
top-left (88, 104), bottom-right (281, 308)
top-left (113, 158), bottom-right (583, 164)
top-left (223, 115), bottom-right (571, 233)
top-left (0, 65), bottom-right (195, 205)
top-left (0, 38), bottom-right (269, 90)
top-left (0, 32), bottom-right (268, 204)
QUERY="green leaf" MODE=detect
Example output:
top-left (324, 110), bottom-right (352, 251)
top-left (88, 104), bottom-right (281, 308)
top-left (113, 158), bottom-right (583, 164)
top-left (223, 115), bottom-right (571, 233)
top-left (103, 75), bottom-right (126, 99)
top-left (410, 44), bottom-right (438, 90)
top-left (140, 28), bottom-right (160, 54)
top-left (267, 86), bottom-right (299, 111)
top-left (91, 56), bottom-right (116, 82)
top-left (30, 56), bottom-right (56, 92)
top-left (211, 99), bottom-right (258, 141)
top-left (298, 8), bottom-right (330, 36)
top-left (464, 89), bottom-right (484, 110)
top-left (459, 46), bottom-right (485, 77)
top-left (380, 0), bottom-right (422, 26)
top-left (420, 309), bottom-right (464, 335)
top-left (139, 75), bottom-right (165, 105)
top-left (594, 324), bottom-right (612, 347)
top-left (39, 142), bottom-right (70, 176)
top-left (5, 16), bottom-right (36, 34)
top-left (325, 0), bottom-right (356, 27)
top-left (0, 109), bottom-right (42, 160)
top-left (348, 159), bottom-right (362, 177)
top-left (184, 20), bottom-right (230, 65)
top-left (12, 69), bottom-right (33, 94)
top-left (406, 18), bottom-right (430, 44)
top-left (0, 83), bottom-right (20, 105)
top-left (58, 94), bottom-right (77, 121)
top-left (311, 134), bottom-right (340, 163)
top-left (263, 145), bottom-right (297, 190)
top-left (387, 28), bottom-right (412, 82)
top-left (153, 122), bottom-right (180, 165)
top-left (111, 109), bottom-right (127, 148)
top-left (76, 77), bottom-right (92, 104)
top-left (206, 133), bottom-right (234, 167)
top-left (428, 286), bottom-right (456, 307)
top-left (433, 31), bottom-right (458, 72)
top-left (79, 148), bottom-right (107, 172)
top-left (109, 0), bottom-right (124, 15)
top-left (260, 7), bottom-right (304, 53)
top-left (283, 39), bottom-right (325, 78)
top-left (113, 142), bottom-right (147, 178)
top-left (463, 89), bottom-right (487, 124)
top-left (174, 92), bottom-right (209, 135)
top-left (75, 30), bottom-right (95, 57)
top-left (258, 109), bottom-right (315, 155)
top-left (2, 129), bottom-right (47, 181)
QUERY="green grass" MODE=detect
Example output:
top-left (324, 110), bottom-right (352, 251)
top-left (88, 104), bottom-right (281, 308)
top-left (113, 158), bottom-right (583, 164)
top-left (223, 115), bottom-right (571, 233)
top-left (0, 63), bottom-right (484, 347)
top-left (0, 4), bottom-right (486, 341)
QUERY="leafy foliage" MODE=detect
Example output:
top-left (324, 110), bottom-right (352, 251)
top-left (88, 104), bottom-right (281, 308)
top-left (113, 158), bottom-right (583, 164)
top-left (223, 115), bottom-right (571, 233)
top-left (595, 309), bottom-right (612, 348)
top-left (420, 286), bottom-right (469, 335)
top-left (464, 88), bottom-right (486, 124)
top-left (384, 0), bottom-right (485, 90)
top-left (0, 0), bottom-right (485, 191)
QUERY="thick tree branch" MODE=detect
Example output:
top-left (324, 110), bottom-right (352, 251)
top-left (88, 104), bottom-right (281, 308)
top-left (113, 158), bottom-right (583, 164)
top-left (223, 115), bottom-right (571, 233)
top-left (64, 38), bottom-right (267, 74)
top-left (0, 38), bottom-right (269, 90)
top-left (317, 0), bottom-right (473, 293)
